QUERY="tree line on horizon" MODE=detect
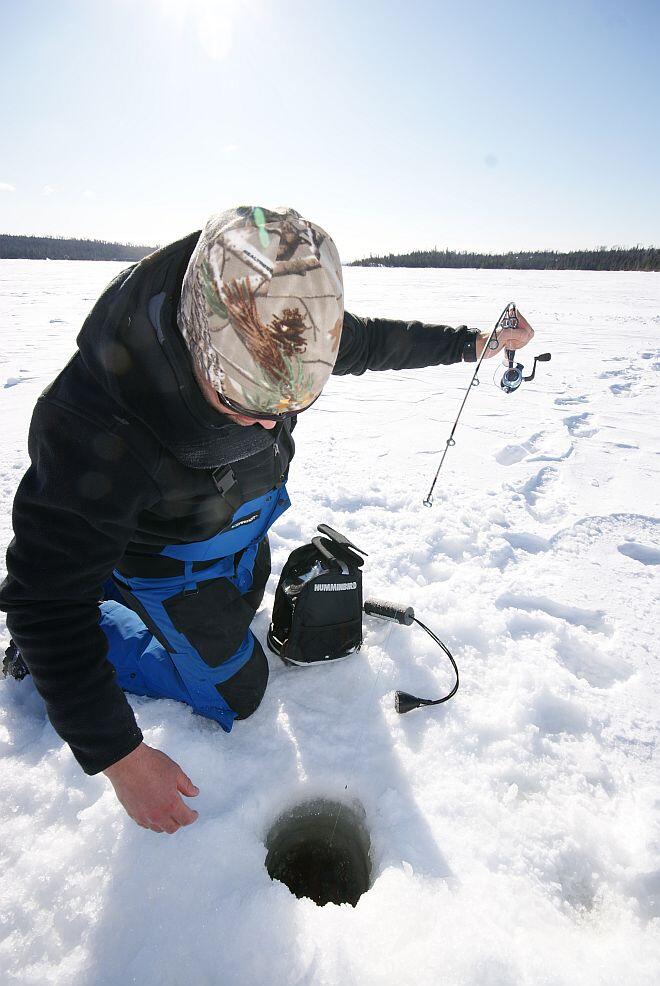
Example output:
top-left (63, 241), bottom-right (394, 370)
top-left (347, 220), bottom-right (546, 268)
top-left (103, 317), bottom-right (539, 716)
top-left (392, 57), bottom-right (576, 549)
top-left (350, 246), bottom-right (659, 272)
top-left (2, 235), bottom-right (658, 272)
top-left (0, 234), bottom-right (156, 262)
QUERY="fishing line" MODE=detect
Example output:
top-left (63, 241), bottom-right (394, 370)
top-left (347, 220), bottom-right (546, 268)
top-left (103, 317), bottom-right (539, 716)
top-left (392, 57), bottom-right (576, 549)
top-left (324, 315), bottom-right (506, 842)
top-left (330, 302), bottom-right (551, 833)
top-left (281, 304), bottom-right (552, 852)
top-left (327, 617), bottom-right (397, 850)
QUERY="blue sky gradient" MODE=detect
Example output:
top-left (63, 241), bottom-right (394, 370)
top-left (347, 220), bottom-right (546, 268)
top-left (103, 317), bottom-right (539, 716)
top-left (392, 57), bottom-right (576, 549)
top-left (1, 0), bottom-right (658, 258)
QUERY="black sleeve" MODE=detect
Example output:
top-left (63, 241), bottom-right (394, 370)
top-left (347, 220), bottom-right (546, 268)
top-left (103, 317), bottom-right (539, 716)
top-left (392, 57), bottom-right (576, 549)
top-left (333, 310), bottom-right (479, 375)
top-left (0, 398), bottom-right (161, 775)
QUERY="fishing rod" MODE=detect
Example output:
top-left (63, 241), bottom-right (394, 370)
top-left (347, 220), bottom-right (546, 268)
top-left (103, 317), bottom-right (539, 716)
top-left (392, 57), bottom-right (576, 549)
top-left (363, 305), bottom-right (550, 709)
top-left (423, 302), bottom-right (552, 507)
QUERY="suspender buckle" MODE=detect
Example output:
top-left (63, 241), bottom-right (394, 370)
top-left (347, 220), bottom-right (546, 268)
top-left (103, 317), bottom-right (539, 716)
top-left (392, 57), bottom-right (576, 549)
top-left (210, 466), bottom-right (237, 497)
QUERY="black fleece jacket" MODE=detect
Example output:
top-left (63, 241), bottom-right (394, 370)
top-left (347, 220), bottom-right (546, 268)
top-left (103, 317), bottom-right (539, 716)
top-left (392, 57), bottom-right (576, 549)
top-left (0, 233), bottom-right (476, 775)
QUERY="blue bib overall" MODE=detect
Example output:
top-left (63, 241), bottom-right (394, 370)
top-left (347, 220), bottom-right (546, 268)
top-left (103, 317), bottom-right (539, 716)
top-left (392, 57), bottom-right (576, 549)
top-left (100, 485), bottom-right (290, 730)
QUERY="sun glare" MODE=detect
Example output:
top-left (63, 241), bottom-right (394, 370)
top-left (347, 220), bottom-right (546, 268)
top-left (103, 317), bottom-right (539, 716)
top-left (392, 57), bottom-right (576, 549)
top-left (154, 0), bottom-right (257, 60)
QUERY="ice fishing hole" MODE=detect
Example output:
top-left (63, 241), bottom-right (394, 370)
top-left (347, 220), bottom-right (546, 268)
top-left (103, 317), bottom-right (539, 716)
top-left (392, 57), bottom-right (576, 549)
top-left (265, 798), bottom-right (371, 907)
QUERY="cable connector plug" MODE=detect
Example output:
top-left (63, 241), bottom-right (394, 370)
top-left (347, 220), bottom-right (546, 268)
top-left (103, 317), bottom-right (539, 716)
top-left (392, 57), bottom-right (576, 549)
top-left (395, 691), bottom-right (427, 714)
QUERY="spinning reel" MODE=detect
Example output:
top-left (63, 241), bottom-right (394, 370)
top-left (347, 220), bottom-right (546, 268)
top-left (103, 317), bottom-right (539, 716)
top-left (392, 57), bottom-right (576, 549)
top-left (496, 303), bottom-right (552, 394)
top-left (500, 349), bottom-right (552, 394)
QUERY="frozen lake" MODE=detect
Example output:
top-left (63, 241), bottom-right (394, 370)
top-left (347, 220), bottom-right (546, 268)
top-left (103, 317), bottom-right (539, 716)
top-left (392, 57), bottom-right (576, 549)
top-left (1, 261), bottom-right (659, 985)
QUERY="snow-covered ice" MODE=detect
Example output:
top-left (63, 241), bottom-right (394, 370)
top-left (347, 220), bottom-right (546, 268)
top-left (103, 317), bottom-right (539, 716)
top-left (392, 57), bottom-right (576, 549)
top-left (1, 261), bottom-right (659, 985)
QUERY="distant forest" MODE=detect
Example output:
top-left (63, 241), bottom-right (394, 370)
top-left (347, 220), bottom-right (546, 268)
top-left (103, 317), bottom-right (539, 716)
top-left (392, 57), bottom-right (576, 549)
top-left (0, 234), bottom-right (157, 261)
top-left (3, 235), bottom-right (658, 271)
top-left (350, 246), bottom-right (659, 272)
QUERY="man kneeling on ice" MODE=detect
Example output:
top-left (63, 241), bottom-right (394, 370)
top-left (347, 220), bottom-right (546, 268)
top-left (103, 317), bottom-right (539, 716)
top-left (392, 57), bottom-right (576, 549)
top-left (0, 207), bottom-right (532, 833)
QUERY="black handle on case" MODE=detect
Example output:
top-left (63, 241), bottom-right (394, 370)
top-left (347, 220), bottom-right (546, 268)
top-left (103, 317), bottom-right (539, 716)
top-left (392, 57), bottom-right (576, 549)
top-left (317, 524), bottom-right (368, 557)
top-left (311, 536), bottom-right (340, 567)
top-left (363, 598), bottom-right (415, 626)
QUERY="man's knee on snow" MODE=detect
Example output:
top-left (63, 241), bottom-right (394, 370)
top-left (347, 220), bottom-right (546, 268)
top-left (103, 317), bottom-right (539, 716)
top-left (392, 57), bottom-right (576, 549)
top-left (216, 638), bottom-right (269, 720)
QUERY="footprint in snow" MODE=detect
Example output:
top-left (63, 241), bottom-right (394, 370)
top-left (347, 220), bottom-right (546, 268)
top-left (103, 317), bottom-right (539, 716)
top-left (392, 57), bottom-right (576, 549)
top-left (4, 375), bottom-right (35, 388)
top-left (554, 394), bottom-right (589, 406)
top-left (640, 351), bottom-right (660, 372)
top-left (610, 381), bottom-right (633, 395)
top-left (515, 466), bottom-right (558, 508)
top-left (496, 591), bottom-right (611, 635)
top-left (496, 444), bottom-right (531, 466)
top-left (563, 411), bottom-right (598, 438)
top-left (564, 643), bottom-right (632, 688)
top-left (495, 431), bottom-right (543, 465)
top-left (505, 604), bottom-right (630, 687)
top-left (617, 542), bottom-right (660, 566)
top-left (501, 532), bottom-right (552, 554)
top-left (530, 691), bottom-right (591, 737)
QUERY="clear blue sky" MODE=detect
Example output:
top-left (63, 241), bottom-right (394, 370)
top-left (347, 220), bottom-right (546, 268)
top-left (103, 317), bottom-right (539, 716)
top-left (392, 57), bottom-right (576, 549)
top-left (1, 0), bottom-right (658, 259)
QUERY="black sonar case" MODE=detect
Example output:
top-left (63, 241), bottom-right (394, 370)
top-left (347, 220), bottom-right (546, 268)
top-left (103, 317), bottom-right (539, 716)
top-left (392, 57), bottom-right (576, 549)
top-left (267, 525), bottom-right (367, 666)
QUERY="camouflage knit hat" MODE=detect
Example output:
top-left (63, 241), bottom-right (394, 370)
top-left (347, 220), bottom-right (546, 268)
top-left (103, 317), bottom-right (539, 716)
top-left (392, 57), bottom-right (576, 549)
top-left (178, 206), bottom-right (344, 418)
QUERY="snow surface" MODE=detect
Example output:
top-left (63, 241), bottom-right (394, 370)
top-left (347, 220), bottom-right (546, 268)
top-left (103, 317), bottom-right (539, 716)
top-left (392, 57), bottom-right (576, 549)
top-left (1, 261), bottom-right (659, 986)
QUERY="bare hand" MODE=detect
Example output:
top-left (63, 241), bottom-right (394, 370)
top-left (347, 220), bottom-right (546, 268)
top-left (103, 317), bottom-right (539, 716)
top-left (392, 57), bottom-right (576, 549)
top-left (104, 743), bottom-right (199, 833)
top-left (477, 309), bottom-right (534, 359)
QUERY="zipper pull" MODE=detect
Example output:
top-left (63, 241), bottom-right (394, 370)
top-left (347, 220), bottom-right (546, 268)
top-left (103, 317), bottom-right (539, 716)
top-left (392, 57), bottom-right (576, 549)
top-left (273, 443), bottom-right (284, 483)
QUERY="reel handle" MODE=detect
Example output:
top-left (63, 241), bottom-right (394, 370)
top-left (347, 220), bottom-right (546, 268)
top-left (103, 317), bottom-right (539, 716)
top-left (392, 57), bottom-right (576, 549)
top-left (522, 352), bottom-right (552, 382)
